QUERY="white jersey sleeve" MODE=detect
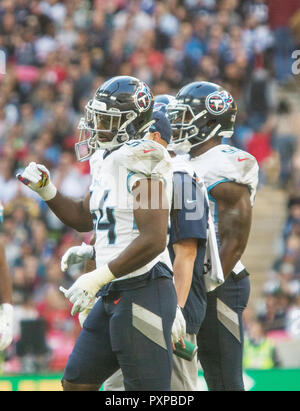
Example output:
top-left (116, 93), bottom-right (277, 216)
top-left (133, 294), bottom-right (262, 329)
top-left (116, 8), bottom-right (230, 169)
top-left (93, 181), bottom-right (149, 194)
top-left (191, 144), bottom-right (259, 206)
top-left (118, 139), bottom-right (173, 193)
top-left (89, 149), bottom-right (105, 192)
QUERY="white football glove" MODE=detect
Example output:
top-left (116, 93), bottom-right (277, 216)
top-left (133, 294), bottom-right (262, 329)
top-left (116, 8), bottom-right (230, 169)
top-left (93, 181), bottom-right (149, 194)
top-left (78, 307), bottom-right (92, 328)
top-left (78, 297), bottom-right (99, 328)
top-left (16, 162), bottom-right (57, 201)
top-left (172, 305), bottom-right (186, 344)
top-left (61, 242), bottom-right (95, 272)
top-left (59, 264), bottom-right (115, 315)
top-left (0, 304), bottom-right (14, 351)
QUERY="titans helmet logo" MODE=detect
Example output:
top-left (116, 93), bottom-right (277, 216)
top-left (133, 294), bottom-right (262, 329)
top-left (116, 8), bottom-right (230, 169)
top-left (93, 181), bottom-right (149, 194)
top-left (205, 91), bottom-right (232, 115)
top-left (134, 82), bottom-right (153, 113)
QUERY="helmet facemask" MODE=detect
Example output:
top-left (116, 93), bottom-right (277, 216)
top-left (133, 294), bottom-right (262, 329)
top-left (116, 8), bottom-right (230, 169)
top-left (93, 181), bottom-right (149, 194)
top-left (166, 100), bottom-right (233, 155)
top-left (75, 99), bottom-right (138, 161)
top-left (167, 103), bottom-right (220, 154)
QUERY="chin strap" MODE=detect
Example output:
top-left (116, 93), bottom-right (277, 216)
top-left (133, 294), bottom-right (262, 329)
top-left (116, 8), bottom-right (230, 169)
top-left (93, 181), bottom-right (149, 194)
top-left (189, 123), bottom-right (222, 150)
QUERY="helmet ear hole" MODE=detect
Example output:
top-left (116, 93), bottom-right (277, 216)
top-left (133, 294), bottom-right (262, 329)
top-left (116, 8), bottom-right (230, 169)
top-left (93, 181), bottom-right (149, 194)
top-left (206, 119), bottom-right (217, 127)
top-left (117, 134), bottom-right (128, 143)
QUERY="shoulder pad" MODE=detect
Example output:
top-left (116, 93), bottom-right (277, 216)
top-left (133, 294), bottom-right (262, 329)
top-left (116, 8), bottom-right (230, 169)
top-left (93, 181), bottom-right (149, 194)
top-left (230, 149), bottom-right (259, 181)
top-left (118, 139), bottom-right (172, 178)
top-left (213, 145), bottom-right (259, 182)
top-left (217, 146), bottom-right (259, 204)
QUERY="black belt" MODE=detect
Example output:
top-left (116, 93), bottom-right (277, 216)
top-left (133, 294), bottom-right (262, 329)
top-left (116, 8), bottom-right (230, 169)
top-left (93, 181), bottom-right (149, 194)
top-left (231, 268), bottom-right (250, 282)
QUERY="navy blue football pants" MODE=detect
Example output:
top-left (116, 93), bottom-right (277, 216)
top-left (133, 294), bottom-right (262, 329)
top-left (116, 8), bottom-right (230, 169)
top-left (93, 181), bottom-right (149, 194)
top-left (63, 274), bottom-right (177, 391)
top-left (197, 274), bottom-right (250, 391)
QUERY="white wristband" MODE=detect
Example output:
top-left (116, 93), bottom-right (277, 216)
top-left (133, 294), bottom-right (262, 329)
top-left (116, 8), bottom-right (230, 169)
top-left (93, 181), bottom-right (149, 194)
top-left (38, 182), bottom-right (57, 201)
top-left (90, 264), bottom-right (116, 289)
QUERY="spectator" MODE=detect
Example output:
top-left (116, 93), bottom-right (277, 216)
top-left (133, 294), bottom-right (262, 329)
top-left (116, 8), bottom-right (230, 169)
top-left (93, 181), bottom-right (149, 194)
top-left (283, 196), bottom-right (300, 241)
top-left (51, 150), bottom-right (90, 199)
top-left (243, 320), bottom-right (281, 369)
top-left (270, 100), bottom-right (298, 188)
top-left (267, 0), bottom-right (300, 83)
top-left (257, 293), bottom-right (288, 332)
top-left (286, 295), bottom-right (300, 338)
top-left (245, 68), bottom-right (277, 132)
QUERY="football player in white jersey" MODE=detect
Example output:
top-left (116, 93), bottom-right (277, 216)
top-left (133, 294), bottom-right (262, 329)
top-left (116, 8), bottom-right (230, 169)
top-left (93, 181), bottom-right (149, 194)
top-left (0, 202), bottom-right (14, 351)
top-left (60, 103), bottom-right (210, 392)
top-left (167, 81), bottom-right (259, 391)
top-left (17, 76), bottom-right (179, 391)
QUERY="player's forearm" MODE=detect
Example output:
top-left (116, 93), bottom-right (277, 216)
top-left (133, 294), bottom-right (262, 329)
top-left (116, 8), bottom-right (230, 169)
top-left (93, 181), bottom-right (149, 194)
top-left (60, 233), bottom-right (167, 314)
top-left (83, 234), bottom-right (96, 272)
top-left (108, 233), bottom-right (166, 277)
top-left (212, 182), bottom-right (252, 279)
top-left (46, 192), bottom-right (93, 232)
top-left (218, 211), bottom-right (251, 278)
top-left (0, 261), bottom-right (12, 304)
top-left (0, 241), bottom-right (12, 304)
top-left (172, 239), bottom-right (197, 307)
top-left (84, 258), bottom-right (96, 272)
top-left (219, 240), bottom-right (246, 279)
top-left (173, 257), bottom-right (194, 308)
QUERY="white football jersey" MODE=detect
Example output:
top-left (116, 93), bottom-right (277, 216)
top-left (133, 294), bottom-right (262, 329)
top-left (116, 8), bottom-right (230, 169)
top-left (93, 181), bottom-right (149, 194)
top-left (89, 149), bottom-right (105, 178)
top-left (89, 139), bottom-right (173, 281)
top-left (189, 144), bottom-right (259, 274)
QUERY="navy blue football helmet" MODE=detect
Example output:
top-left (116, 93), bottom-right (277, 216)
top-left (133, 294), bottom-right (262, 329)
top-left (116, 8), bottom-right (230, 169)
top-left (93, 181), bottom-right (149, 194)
top-left (166, 81), bottom-right (237, 154)
top-left (75, 76), bottom-right (154, 161)
top-left (153, 94), bottom-right (176, 114)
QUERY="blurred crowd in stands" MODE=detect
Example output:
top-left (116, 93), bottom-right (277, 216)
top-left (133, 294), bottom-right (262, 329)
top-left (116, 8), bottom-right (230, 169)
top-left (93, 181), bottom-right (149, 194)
top-left (0, 0), bottom-right (300, 373)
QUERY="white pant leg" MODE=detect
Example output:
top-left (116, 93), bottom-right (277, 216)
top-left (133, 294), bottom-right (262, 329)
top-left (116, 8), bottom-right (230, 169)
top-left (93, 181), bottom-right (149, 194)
top-left (103, 369), bottom-right (124, 391)
top-left (171, 334), bottom-right (199, 391)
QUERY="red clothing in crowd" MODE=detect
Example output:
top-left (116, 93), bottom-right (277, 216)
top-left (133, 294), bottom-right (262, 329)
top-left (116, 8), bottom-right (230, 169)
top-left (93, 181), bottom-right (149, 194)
top-left (268, 0), bottom-right (300, 28)
top-left (246, 132), bottom-right (272, 164)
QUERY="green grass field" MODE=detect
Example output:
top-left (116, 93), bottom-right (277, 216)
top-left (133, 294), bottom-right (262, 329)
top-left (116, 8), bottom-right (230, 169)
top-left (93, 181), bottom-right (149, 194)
top-left (1, 369), bottom-right (300, 391)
